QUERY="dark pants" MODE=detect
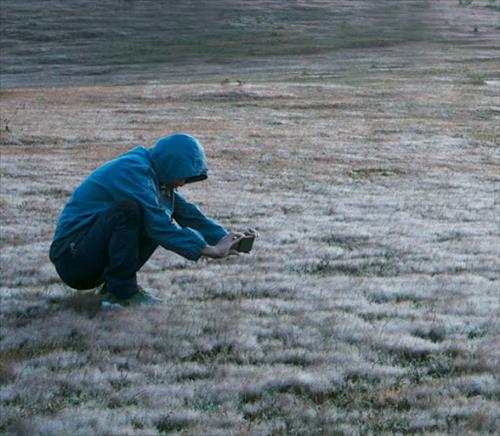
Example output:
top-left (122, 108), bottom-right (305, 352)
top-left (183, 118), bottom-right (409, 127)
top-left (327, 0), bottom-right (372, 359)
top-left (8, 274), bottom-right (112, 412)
top-left (53, 199), bottom-right (158, 299)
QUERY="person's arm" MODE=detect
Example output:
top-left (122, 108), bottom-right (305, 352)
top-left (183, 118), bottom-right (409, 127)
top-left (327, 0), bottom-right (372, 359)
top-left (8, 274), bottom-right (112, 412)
top-left (172, 191), bottom-right (228, 245)
top-left (136, 187), bottom-right (243, 260)
top-left (104, 161), bottom-right (245, 261)
top-left (107, 170), bottom-right (208, 261)
top-left (141, 195), bottom-right (208, 261)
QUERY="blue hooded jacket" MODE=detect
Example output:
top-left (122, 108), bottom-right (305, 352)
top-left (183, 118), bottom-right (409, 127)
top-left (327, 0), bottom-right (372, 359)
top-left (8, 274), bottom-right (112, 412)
top-left (49, 133), bottom-right (227, 262)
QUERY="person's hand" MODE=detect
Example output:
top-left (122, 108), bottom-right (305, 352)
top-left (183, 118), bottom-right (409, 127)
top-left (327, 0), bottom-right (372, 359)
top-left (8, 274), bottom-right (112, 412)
top-left (201, 231), bottom-right (245, 259)
top-left (244, 228), bottom-right (259, 238)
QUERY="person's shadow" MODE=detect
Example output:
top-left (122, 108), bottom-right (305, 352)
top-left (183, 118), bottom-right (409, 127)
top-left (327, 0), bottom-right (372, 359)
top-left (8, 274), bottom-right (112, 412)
top-left (56, 292), bottom-right (103, 318)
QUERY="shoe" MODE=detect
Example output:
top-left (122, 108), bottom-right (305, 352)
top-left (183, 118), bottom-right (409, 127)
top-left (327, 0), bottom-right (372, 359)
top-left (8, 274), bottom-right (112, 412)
top-left (98, 284), bottom-right (124, 309)
top-left (100, 298), bottom-right (125, 310)
top-left (99, 292), bottom-right (125, 310)
top-left (99, 286), bottom-right (162, 309)
top-left (123, 286), bottom-right (162, 306)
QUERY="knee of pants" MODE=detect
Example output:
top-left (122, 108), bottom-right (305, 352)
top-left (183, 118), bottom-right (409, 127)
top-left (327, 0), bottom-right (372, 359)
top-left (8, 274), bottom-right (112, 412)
top-left (114, 198), bottom-right (142, 228)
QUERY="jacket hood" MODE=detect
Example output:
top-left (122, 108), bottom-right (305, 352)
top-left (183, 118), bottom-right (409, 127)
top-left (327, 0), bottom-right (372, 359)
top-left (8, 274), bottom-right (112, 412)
top-left (148, 133), bottom-right (208, 186)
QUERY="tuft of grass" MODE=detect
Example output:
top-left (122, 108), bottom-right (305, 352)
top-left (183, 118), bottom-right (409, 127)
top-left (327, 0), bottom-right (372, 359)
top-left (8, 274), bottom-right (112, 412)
top-left (155, 412), bottom-right (198, 434)
top-left (0, 360), bottom-right (16, 386)
top-left (465, 70), bottom-right (486, 85)
top-left (485, 0), bottom-right (500, 11)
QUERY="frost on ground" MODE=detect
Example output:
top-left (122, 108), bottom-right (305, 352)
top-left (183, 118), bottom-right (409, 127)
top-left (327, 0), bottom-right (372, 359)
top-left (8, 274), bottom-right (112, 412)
top-left (1, 9), bottom-right (499, 436)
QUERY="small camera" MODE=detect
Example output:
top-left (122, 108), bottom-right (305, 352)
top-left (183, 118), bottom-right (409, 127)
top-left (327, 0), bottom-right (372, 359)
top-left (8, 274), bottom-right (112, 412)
top-left (236, 236), bottom-right (255, 253)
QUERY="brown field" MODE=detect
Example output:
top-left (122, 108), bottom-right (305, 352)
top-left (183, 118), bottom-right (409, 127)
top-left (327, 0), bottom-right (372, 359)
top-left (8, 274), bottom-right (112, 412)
top-left (1, 1), bottom-right (499, 435)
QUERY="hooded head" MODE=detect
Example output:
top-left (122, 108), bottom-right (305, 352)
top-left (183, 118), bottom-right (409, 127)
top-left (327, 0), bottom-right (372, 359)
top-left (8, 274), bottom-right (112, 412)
top-left (148, 133), bottom-right (208, 187)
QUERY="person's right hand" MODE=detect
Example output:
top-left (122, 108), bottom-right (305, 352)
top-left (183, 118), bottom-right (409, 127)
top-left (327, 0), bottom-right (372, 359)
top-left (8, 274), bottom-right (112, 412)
top-left (201, 232), bottom-right (245, 259)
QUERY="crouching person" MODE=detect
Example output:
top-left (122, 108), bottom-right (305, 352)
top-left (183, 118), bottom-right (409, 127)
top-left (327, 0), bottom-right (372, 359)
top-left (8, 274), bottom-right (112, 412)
top-left (49, 133), bottom-right (255, 308)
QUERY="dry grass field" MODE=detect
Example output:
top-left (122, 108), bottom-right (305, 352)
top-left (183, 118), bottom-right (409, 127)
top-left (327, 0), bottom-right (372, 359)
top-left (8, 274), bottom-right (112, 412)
top-left (1, 1), bottom-right (499, 435)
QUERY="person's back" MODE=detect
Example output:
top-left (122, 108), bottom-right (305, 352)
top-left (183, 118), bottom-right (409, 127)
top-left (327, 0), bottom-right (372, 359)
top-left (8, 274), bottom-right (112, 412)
top-left (50, 146), bottom-right (153, 261)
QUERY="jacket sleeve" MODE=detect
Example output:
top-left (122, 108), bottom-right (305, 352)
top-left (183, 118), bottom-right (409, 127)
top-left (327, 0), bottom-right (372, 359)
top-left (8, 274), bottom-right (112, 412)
top-left (173, 191), bottom-right (228, 246)
top-left (109, 171), bottom-right (208, 261)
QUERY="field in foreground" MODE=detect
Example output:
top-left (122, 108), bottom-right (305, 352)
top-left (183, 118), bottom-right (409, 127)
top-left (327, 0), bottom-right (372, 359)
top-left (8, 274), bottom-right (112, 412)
top-left (1, 6), bottom-right (500, 436)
